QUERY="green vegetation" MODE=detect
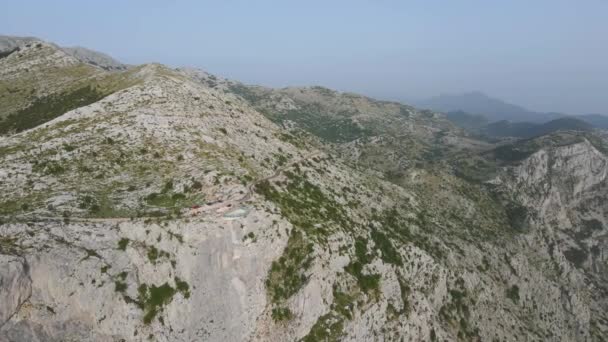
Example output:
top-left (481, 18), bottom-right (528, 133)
top-left (144, 179), bottom-right (201, 209)
top-left (266, 230), bottom-right (314, 302)
top-left (345, 260), bottom-right (381, 295)
top-left (148, 246), bottom-right (158, 264)
top-left (0, 85), bottom-right (109, 134)
top-left (370, 229), bottom-right (402, 266)
top-left (78, 194), bottom-right (100, 213)
top-left (372, 208), bottom-right (412, 243)
top-left (564, 248), bottom-right (588, 268)
top-left (505, 202), bottom-right (529, 232)
top-left (276, 132), bottom-right (306, 149)
top-left (574, 219), bottom-right (603, 241)
top-left (115, 280), bottom-right (128, 292)
top-left (135, 278), bottom-right (191, 324)
top-left (439, 278), bottom-right (479, 340)
top-left (271, 307), bottom-right (293, 322)
top-left (506, 285), bottom-right (520, 303)
top-left (0, 236), bottom-right (21, 255)
top-left (492, 144), bottom-right (537, 162)
top-left (345, 237), bottom-right (381, 295)
top-left (32, 160), bottom-right (66, 176)
top-left (147, 246), bottom-right (170, 264)
top-left (280, 105), bottom-right (371, 143)
top-left (145, 192), bottom-right (186, 207)
top-left (397, 278), bottom-right (411, 316)
top-left (452, 154), bottom-right (499, 183)
top-left (255, 170), bottom-right (352, 236)
top-left (227, 83), bottom-right (267, 104)
top-left (242, 231), bottom-right (256, 242)
top-left (117, 238), bottom-right (130, 251)
top-left (258, 170), bottom-right (351, 303)
top-left (332, 289), bottom-right (356, 320)
top-left (174, 277), bottom-right (190, 299)
top-left (0, 195), bottom-right (41, 217)
top-left (300, 313), bottom-right (344, 342)
top-left (138, 283), bottom-right (175, 324)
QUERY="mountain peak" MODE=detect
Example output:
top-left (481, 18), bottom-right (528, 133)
top-left (61, 46), bottom-right (128, 71)
top-left (0, 35), bottom-right (127, 71)
top-left (418, 91), bottom-right (565, 123)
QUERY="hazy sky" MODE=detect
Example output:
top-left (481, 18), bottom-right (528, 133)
top-left (2, 0), bottom-right (607, 114)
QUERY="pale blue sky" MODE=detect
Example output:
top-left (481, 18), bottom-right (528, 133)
top-left (2, 0), bottom-right (607, 114)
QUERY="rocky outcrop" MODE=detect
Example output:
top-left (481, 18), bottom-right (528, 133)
top-left (0, 255), bottom-right (31, 327)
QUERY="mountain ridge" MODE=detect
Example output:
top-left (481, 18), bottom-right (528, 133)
top-left (0, 36), bottom-right (607, 341)
top-left (418, 91), bottom-right (607, 128)
top-left (0, 35), bottom-right (128, 71)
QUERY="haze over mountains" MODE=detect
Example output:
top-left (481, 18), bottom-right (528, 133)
top-left (415, 91), bottom-right (608, 139)
top-left (0, 35), bottom-right (607, 342)
top-left (418, 91), bottom-right (608, 126)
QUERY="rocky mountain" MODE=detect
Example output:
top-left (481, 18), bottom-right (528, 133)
top-left (445, 110), bottom-right (595, 140)
top-left (579, 114), bottom-right (608, 130)
top-left (1, 37), bottom-right (607, 342)
top-left (445, 111), bottom-right (488, 131)
top-left (0, 35), bottom-right (39, 52)
top-left (419, 92), bottom-right (608, 129)
top-left (0, 35), bottom-right (128, 72)
top-left (417, 91), bottom-right (563, 123)
top-left (483, 117), bottom-right (593, 139)
top-left (61, 46), bottom-right (128, 71)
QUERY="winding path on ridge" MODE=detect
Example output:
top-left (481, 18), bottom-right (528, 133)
top-left (239, 151), bottom-right (324, 204)
top-left (1, 151), bottom-right (324, 224)
top-left (188, 150), bottom-right (323, 216)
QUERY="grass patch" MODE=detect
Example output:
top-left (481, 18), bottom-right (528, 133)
top-left (332, 288), bottom-right (356, 320)
top-left (174, 277), bottom-right (190, 299)
top-left (345, 236), bottom-right (381, 295)
top-left (280, 105), bottom-right (372, 143)
top-left (138, 283), bottom-right (175, 324)
top-left (137, 279), bottom-right (191, 324)
top-left (255, 170), bottom-right (352, 235)
top-left (506, 285), bottom-right (520, 303)
top-left (271, 307), bottom-right (293, 322)
top-left (0, 85), bottom-right (109, 134)
top-left (115, 280), bottom-right (128, 292)
top-left (117, 238), bottom-right (130, 251)
top-left (370, 229), bottom-right (402, 266)
top-left (300, 313), bottom-right (344, 342)
top-left (266, 230), bottom-right (314, 302)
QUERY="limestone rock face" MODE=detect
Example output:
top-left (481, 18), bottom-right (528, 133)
top-left (0, 210), bottom-right (289, 341)
top-left (0, 255), bottom-right (31, 327)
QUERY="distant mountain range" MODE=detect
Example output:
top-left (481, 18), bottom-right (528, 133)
top-left (418, 91), bottom-right (608, 129)
top-left (483, 117), bottom-right (593, 139)
top-left (446, 110), bottom-right (595, 139)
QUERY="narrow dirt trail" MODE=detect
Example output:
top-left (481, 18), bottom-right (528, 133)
top-left (1, 152), bottom-right (324, 224)
top-left (239, 151), bottom-right (323, 204)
